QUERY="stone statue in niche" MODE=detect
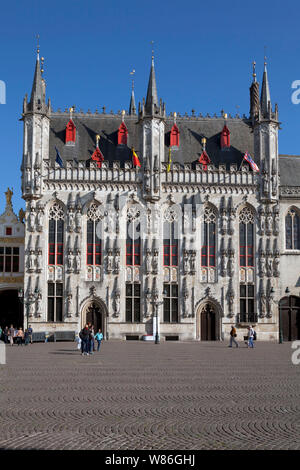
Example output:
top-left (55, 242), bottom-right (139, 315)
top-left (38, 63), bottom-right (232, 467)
top-left (28, 250), bottom-right (35, 271)
top-left (145, 249), bottom-right (151, 274)
top-left (75, 250), bottom-right (81, 272)
top-left (67, 250), bottom-right (74, 272)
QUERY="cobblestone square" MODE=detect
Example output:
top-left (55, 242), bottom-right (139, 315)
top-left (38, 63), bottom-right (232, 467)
top-left (0, 341), bottom-right (299, 450)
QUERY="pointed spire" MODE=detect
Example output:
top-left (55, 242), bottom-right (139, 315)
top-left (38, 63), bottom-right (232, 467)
top-left (260, 58), bottom-right (272, 118)
top-left (28, 36), bottom-right (47, 114)
top-left (250, 61), bottom-right (260, 123)
top-left (145, 56), bottom-right (159, 114)
top-left (129, 70), bottom-right (136, 115)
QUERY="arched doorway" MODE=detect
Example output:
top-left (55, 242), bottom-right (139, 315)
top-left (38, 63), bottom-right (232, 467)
top-left (0, 290), bottom-right (23, 329)
top-left (86, 302), bottom-right (104, 334)
top-left (81, 298), bottom-right (107, 337)
top-left (200, 303), bottom-right (217, 341)
top-left (279, 296), bottom-right (300, 341)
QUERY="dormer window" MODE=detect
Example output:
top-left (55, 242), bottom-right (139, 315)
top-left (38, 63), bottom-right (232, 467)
top-left (118, 122), bottom-right (128, 146)
top-left (220, 124), bottom-right (230, 149)
top-left (6, 227), bottom-right (12, 236)
top-left (65, 119), bottom-right (76, 144)
top-left (198, 150), bottom-right (211, 171)
top-left (170, 124), bottom-right (180, 147)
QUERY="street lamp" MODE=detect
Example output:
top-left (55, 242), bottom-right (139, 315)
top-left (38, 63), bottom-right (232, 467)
top-left (18, 287), bottom-right (40, 329)
top-left (150, 287), bottom-right (167, 344)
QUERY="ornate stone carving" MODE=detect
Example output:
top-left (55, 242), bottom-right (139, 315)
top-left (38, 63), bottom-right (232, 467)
top-left (28, 250), bottom-right (35, 272)
top-left (75, 209), bottom-right (82, 232)
top-left (152, 248), bottom-right (159, 274)
top-left (190, 250), bottom-right (196, 274)
top-left (144, 288), bottom-right (152, 318)
top-left (114, 249), bottom-right (120, 274)
top-left (259, 252), bottom-right (266, 277)
top-left (265, 211), bottom-right (273, 236)
top-left (182, 279), bottom-right (189, 318)
top-left (107, 249), bottom-right (114, 274)
top-left (145, 249), bottom-right (152, 274)
top-left (66, 293), bottom-right (72, 318)
top-left (183, 250), bottom-right (189, 274)
top-left (259, 208), bottom-right (265, 235)
top-left (114, 288), bottom-right (120, 317)
top-left (260, 292), bottom-right (267, 318)
top-left (36, 293), bottom-right (42, 318)
top-left (37, 208), bottom-right (44, 232)
top-left (227, 281), bottom-right (235, 317)
top-left (75, 250), bottom-right (81, 273)
top-left (273, 251), bottom-right (280, 277)
top-left (67, 249), bottom-right (74, 273)
top-left (36, 250), bottom-right (42, 273)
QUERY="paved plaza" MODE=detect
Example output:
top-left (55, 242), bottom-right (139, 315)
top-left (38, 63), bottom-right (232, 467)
top-left (0, 340), bottom-right (299, 450)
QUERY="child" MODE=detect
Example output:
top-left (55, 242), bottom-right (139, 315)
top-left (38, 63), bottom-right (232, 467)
top-left (95, 329), bottom-right (103, 352)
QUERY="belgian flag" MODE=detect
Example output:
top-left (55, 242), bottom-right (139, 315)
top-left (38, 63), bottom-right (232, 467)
top-left (132, 147), bottom-right (141, 167)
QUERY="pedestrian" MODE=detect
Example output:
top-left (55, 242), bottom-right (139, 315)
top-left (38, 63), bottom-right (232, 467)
top-left (89, 324), bottom-right (95, 354)
top-left (9, 324), bottom-right (14, 346)
top-left (79, 324), bottom-right (90, 356)
top-left (228, 325), bottom-right (238, 348)
top-left (247, 325), bottom-right (255, 348)
top-left (24, 329), bottom-right (30, 346)
top-left (3, 326), bottom-right (9, 344)
top-left (95, 329), bottom-right (103, 352)
top-left (27, 325), bottom-right (33, 344)
top-left (16, 327), bottom-right (24, 346)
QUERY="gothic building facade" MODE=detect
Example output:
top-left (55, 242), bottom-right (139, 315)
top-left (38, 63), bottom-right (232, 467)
top-left (20, 50), bottom-right (300, 342)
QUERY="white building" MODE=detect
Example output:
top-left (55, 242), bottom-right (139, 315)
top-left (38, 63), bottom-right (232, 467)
top-left (19, 50), bottom-right (300, 342)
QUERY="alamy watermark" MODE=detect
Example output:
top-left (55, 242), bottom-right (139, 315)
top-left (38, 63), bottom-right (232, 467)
top-left (291, 341), bottom-right (300, 365)
top-left (291, 81), bottom-right (300, 104)
top-left (0, 80), bottom-right (6, 104)
top-left (0, 341), bottom-right (6, 365)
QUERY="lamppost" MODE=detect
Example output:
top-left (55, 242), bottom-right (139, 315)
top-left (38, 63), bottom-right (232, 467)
top-left (150, 287), bottom-right (167, 344)
top-left (18, 287), bottom-right (40, 329)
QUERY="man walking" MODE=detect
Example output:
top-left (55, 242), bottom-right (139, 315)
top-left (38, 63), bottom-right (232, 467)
top-left (228, 325), bottom-right (238, 348)
top-left (248, 325), bottom-right (255, 348)
top-left (28, 325), bottom-right (33, 344)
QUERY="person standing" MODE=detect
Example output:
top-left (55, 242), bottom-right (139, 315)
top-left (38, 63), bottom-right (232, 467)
top-left (95, 329), bottom-right (103, 352)
top-left (248, 326), bottom-right (255, 348)
top-left (3, 326), bottom-right (9, 344)
top-left (24, 329), bottom-right (30, 346)
top-left (9, 324), bottom-right (14, 346)
top-left (228, 325), bottom-right (238, 348)
top-left (16, 328), bottom-right (24, 346)
top-left (27, 325), bottom-right (33, 344)
top-left (79, 324), bottom-right (90, 356)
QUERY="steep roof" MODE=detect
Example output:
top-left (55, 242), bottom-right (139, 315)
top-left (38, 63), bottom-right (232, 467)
top-left (49, 113), bottom-right (255, 170)
top-left (279, 155), bottom-right (300, 186)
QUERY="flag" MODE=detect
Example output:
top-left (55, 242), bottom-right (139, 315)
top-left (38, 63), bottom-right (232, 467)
top-left (91, 147), bottom-right (104, 168)
top-left (167, 147), bottom-right (172, 172)
top-left (132, 148), bottom-right (141, 167)
top-left (243, 152), bottom-right (259, 172)
top-left (55, 146), bottom-right (64, 168)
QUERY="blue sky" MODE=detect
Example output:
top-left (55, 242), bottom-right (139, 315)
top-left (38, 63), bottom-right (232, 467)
top-left (0, 0), bottom-right (299, 214)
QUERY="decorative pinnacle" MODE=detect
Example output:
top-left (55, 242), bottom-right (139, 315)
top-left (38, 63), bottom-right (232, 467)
top-left (36, 34), bottom-right (40, 58)
top-left (69, 106), bottom-right (75, 120)
top-left (130, 69), bottom-right (135, 90)
top-left (96, 134), bottom-right (100, 147)
top-left (41, 56), bottom-right (44, 75)
top-left (151, 40), bottom-right (154, 61)
top-left (252, 61), bottom-right (256, 81)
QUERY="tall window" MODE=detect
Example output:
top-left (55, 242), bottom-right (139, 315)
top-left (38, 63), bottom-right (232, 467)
top-left (239, 207), bottom-right (254, 267)
top-left (163, 217), bottom-right (178, 266)
top-left (0, 247), bottom-right (19, 273)
top-left (286, 208), bottom-right (300, 250)
top-left (125, 284), bottom-right (141, 322)
top-left (163, 283), bottom-right (179, 323)
top-left (48, 203), bottom-right (64, 265)
top-left (201, 207), bottom-right (216, 267)
top-left (240, 284), bottom-right (255, 321)
top-left (87, 204), bottom-right (103, 265)
top-left (126, 207), bottom-right (141, 266)
top-left (48, 282), bottom-right (63, 322)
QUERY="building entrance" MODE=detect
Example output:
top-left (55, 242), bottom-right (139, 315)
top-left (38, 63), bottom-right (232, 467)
top-left (85, 302), bottom-right (104, 335)
top-left (0, 290), bottom-right (23, 329)
top-left (279, 296), bottom-right (300, 341)
top-left (201, 304), bottom-right (217, 341)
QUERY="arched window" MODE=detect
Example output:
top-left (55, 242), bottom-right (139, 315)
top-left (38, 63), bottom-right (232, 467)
top-left (170, 124), bottom-right (180, 147)
top-left (286, 208), bottom-right (300, 250)
top-left (239, 207), bottom-right (254, 267)
top-left (118, 122), bottom-right (128, 146)
top-left (163, 209), bottom-right (179, 266)
top-left (65, 119), bottom-right (76, 144)
top-left (126, 207), bottom-right (141, 266)
top-left (86, 204), bottom-right (103, 265)
top-left (201, 207), bottom-right (216, 267)
top-left (48, 203), bottom-right (64, 265)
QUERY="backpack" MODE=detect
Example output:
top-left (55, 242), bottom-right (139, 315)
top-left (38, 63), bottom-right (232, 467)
top-left (253, 330), bottom-right (257, 341)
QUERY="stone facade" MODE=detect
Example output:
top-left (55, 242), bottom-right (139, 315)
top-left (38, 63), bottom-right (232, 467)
top-left (18, 53), bottom-right (300, 342)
